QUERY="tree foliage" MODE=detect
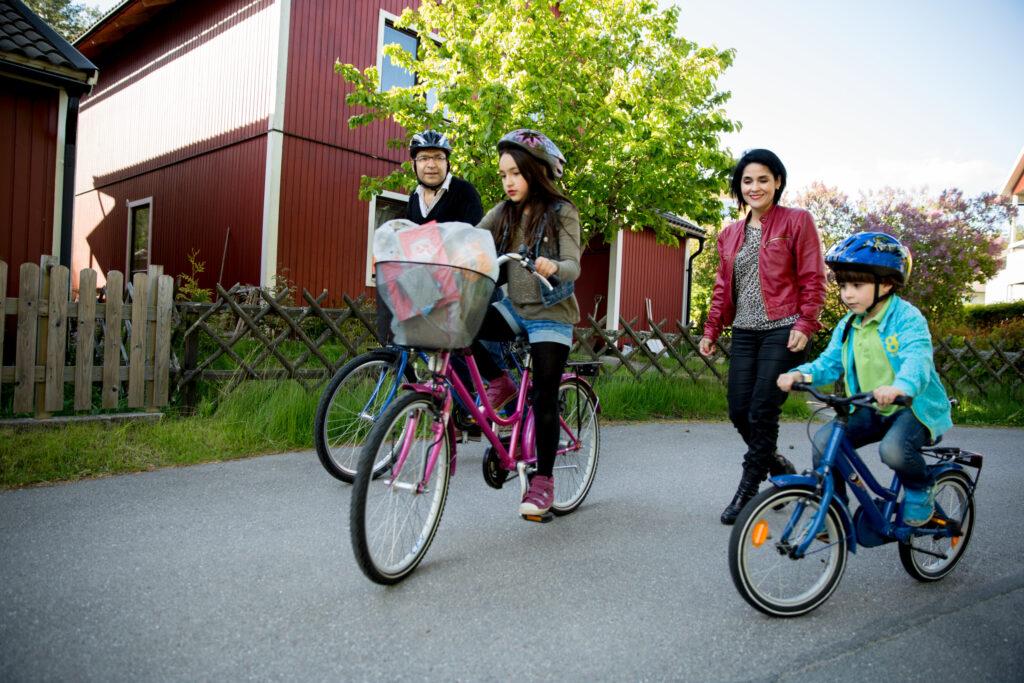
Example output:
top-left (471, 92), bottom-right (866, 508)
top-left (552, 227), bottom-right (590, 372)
top-left (791, 185), bottom-right (1010, 327)
top-left (335, 0), bottom-right (737, 245)
top-left (24, 0), bottom-right (102, 41)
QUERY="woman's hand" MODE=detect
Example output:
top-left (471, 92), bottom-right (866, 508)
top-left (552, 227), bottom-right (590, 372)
top-left (787, 329), bottom-right (809, 352)
top-left (698, 337), bottom-right (714, 357)
top-left (873, 385), bottom-right (906, 407)
top-left (534, 257), bottom-right (559, 279)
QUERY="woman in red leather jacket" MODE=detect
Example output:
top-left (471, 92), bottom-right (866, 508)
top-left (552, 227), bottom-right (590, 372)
top-left (698, 149), bottom-right (826, 525)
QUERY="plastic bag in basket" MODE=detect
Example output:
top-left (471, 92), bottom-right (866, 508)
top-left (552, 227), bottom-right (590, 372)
top-left (373, 220), bottom-right (499, 348)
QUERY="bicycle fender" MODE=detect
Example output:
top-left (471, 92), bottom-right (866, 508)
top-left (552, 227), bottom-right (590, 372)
top-left (560, 373), bottom-right (602, 414)
top-left (768, 474), bottom-right (816, 488)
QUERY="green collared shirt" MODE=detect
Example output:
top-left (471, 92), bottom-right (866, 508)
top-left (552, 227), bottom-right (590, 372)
top-left (850, 297), bottom-right (897, 415)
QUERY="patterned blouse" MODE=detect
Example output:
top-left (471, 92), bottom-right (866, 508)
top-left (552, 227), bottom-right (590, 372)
top-left (731, 223), bottom-right (799, 331)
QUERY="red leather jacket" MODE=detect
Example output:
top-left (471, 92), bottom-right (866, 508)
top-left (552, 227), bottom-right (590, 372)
top-left (703, 204), bottom-right (826, 343)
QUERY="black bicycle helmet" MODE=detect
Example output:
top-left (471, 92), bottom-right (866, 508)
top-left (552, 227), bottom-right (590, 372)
top-left (409, 130), bottom-right (452, 159)
top-left (497, 129), bottom-right (566, 179)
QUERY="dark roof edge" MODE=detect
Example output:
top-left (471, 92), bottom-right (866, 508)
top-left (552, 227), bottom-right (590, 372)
top-left (659, 211), bottom-right (707, 239)
top-left (72, 0), bottom-right (130, 46)
top-left (9, 0), bottom-right (97, 77)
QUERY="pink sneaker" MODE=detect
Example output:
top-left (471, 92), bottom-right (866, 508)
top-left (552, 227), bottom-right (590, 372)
top-left (484, 374), bottom-right (517, 410)
top-left (519, 475), bottom-right (554, 516)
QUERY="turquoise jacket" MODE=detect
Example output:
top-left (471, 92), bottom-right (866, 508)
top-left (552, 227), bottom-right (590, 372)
top-left (792, 295), bottom-right (953, 440)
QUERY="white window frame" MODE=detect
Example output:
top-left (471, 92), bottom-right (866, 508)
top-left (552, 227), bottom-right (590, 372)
top-left (376, 10), bottom-right (442, 109)
top-left (366, 190), bottom-right (410, 287)
top-left (125, 197), bottom-right (153, 278)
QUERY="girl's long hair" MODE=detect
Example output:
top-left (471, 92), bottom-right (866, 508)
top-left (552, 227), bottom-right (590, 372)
top-left (494, 148), bottom-right (575, 254)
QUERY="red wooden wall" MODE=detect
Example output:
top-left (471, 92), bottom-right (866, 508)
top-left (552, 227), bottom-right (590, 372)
top-left (0, 78), bottom-right (57, 293)
top-left (619, 229), bottom-right (687, 328)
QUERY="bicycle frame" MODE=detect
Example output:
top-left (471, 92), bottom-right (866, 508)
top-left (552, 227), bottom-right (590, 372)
top-left (772, 399), bottom-right (978, 559)
top-left (387, 348), bottom-right (589, 492)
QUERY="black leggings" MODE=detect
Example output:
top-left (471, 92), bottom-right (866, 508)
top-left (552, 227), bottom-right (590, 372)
top-left (727, 326), bottom-right (805, 478)
top-left (472, 307), bottom-right (569, 478)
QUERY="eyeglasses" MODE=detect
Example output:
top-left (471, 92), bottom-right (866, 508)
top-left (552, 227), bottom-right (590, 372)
top-left (414, 154), bottom-right (447, 164)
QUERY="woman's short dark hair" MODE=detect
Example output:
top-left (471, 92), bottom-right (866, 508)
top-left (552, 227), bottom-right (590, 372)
top-left (731, 148), bottom-right (787, 209)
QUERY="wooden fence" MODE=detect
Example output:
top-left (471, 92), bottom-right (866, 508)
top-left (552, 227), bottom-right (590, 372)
top-left (0, 258), bottom-right (174, 419)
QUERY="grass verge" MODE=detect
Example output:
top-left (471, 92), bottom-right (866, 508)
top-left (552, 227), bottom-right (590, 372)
top-left (2, 375), bottom-right (1019, 489)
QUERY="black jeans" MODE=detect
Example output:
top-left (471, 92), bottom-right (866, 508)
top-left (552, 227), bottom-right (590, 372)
top-left (727, 326), bottom-right (805, 479)
top-left (472, 307), bottom-right (568, 478)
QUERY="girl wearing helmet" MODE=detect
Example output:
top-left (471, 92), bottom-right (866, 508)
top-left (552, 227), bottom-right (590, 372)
top-left (700, 149), bottom-right (828, 525)
top-left (472, 129), bottom-right (581, 517)
top-left (777, 232), bottom-right (953, 526)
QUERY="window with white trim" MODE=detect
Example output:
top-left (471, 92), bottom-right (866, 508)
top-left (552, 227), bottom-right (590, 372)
top-left (378, 12), bottom-right (440, 111)
top-left (366, 191), bottom-right (409, 287)
top-left (126, 198), bottom-right (152, 277)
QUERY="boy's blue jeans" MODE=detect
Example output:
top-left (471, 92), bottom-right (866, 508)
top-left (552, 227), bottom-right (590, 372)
top-left (811, 406), bottom-right (931, 491)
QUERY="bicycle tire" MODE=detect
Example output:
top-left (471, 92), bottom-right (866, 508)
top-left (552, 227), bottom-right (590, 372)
top-left (550, 377), bottom-right (600, 515)
top-left (729, 486), bottom-right (848, 617)
top-left (350, 391), bottom-right (451, 584)
top-left (313, 349), bottom-right (416, 483)
top-left (898, 471), bottom-right (975, 582)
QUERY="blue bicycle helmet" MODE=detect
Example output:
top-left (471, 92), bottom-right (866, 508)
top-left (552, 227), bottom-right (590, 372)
top-left (825, 232), bottom-right (912, 284)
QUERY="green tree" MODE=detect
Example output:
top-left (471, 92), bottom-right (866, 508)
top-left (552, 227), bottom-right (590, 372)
top-left (24, 0), bottom-right (102, 41)
top-left (336, 0), bottom-right (737, 245)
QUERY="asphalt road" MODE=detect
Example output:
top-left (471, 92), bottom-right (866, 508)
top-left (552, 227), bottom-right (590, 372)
top-left (2, 421), bottom-right (1022, 682)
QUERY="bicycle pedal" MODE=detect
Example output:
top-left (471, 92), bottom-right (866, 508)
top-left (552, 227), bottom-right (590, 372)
top-left (521, 512), bottom-right (554, 524)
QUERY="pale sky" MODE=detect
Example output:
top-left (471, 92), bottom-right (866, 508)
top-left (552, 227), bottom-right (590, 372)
top-left (83, 0), bottom-right (1024, 197)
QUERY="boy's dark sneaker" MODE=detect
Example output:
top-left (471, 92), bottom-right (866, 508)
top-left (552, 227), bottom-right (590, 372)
top-left (902, 485), bottom-right (936, 527)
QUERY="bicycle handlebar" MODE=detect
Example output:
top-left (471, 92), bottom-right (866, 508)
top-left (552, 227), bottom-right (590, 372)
top-left (792, 382), bottom-right (912, 410)
top-left (496, 252), bottom-right (554, 290)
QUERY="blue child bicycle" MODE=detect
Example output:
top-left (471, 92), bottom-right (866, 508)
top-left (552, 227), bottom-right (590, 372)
top-left (728, 382), bottom-right (982, 617)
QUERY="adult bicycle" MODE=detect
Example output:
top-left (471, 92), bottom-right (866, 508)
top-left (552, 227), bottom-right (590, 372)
top-left (728, 382), bottom-right (982, 617)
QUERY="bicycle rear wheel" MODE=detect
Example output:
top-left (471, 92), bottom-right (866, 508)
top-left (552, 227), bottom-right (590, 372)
top-left (313, 349), bottom-right (416, 483)
top-left (899, 471), bottom-right (975, 581)
top-left (350, 392), bottom-right (451, 584)
top-left (729, 486), bottom-right (848, 617)
top-left (550, 377), bottom-right (600, 515)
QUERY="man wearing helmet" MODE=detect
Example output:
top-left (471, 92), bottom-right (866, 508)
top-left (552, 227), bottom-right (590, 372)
top-left (777, 232), bottom-right (953, 526)
top-left (407, 129), bottom-right (483, 225)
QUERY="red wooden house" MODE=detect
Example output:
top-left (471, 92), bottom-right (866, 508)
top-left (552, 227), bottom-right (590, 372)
top-left (1, 0), bottom-right (97, 292)
top-left (72, 0), bottom-right (707, 330)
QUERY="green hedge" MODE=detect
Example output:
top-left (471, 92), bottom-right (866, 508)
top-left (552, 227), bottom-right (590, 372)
top-left (963, 301), bottom-right (1024, 327)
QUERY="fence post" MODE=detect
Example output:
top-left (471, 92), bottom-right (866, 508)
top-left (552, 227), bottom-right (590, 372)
top-left (102, 271), bottom-right (124, 409)
top-left (43, 263), bottom-right (69, 413)
top-left (152, 274), bottom-right (173, 407)
top-left (0, 260), bottom-right (6, 406)
top-left (74, 269), bottom-right (97, 411)
top-left (180, 308), bottom-right (199, 415)
top-left (127, 272), bottom-right (149, 408)
top-left (14, 262), bottom-right (40, 413)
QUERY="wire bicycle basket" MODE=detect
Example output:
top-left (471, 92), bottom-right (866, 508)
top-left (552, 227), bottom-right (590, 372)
top-left (373, 219), bottom-right (498, 350)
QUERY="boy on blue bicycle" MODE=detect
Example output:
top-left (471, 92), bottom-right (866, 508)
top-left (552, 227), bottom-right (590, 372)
top-left (776, 232), bottom-right (952, 526)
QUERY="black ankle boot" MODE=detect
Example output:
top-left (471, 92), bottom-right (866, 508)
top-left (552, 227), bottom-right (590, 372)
top-left (721, 469), bottom-right (763, 525)
top-left (768, 452), bottom-right (797, 477)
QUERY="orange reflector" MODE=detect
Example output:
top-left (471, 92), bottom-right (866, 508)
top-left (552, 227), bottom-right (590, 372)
top-left (752, 520), bottom-right (769, 548)
top-left (951, 536), bottom-right (960, 548)
top-left (933, 518), bottom-right (947, 526)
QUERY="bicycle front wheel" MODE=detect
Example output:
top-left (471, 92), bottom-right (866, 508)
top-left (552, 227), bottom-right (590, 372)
top-left (350, 392), bottom-right (451, 584)
top-left (313, 349), bottom-right (416, 483)
top-left (899, 471), bottom-right (975, 581)
top-left (729, 486), bottom-right (848, 617)
top-left (550, 377), bottom-right (600, 515)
